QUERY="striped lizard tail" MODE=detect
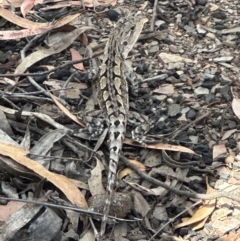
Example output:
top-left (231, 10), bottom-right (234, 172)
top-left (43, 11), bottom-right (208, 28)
top-left (99, 113), bottom-right (126, 238)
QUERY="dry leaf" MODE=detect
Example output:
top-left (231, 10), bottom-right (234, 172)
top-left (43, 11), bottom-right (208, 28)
top-left (14, 26), bottom-right (94, 80)
top-left (79, 33), bottom-right (88, 46)
top-left (1, 0), bottom-right (43, 8)
top-left (232, 97), bottom-right (240, 120)
top-left (191, 216), bottom-right (208, 230)
top-left (88, 158), bottom-right (105, 196)
top-left (0, 142), bottom-right (88, 208)
top-left (0, 7), bottom-right (79, 29)
top-left (118, 159), bottom-right (147, 179)
top-left (221, 129), bottom-right (237, 140)
top-left (82, 0), bottom-right (117, 8)
top-left (223, 233), bottom-right (240, 241)
top-left (225, 148), bottom-right (235, 166)
top-left (39, 0), bottom-right (117, 10)
top-left (0, 201), bottom-right (45, 240)
top-left (187, 78), bottom-right (193, 87)
top-left (153, 84), bottom-right (174, 95)
top-left (20, 0), bottom-right (34, 17)
top-left (213, 144), bottom-right (227, 161)
top-left (118, 168), bottom-right (134, 179)
top-left (0, 201), bottom-right (25, 222)
top-left (174, 177), bottom-right (216, 230)
top-left (70, 48), bottom-right (85, 70)
top-left (139, 1), bottom-right (148, 10)
top-left (49, 92), bottom-right (85, 127)
top-left (124, 138), bottom-right (198, 155)
top-left (40, 65), bottom-right (55, 71)
top-left (0, 8), bottom-right (80, 40)
top-left (129, 159), bottom-right (146, 170)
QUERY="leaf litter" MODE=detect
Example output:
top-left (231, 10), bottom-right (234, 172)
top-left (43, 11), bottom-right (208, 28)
top-left (0, 0), bottom-right (240, 240)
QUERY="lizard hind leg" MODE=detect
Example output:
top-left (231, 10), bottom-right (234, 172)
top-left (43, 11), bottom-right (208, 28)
top-left (128, 111), bottom-right (156, 144)
top-left (78, 109), bottom-right (106, 138)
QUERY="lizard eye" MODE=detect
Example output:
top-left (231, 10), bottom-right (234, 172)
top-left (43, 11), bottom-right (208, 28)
top-left (131, 26), bottom-right (135, 30)
top-left (123, 41), bottom-right (128, 45)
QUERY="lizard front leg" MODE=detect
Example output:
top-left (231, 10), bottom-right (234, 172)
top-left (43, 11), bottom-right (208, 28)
top-left (122, 60), bottom-right (144, 95)
top-left (122, 61), bottom-right (156, 144)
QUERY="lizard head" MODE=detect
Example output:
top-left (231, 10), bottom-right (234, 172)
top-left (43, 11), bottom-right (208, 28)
top-left (115, 16), bottom-right (148, 59)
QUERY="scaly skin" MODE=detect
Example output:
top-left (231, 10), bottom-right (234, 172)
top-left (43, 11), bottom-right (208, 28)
top-left (96, 16), bottom-right (147, 240)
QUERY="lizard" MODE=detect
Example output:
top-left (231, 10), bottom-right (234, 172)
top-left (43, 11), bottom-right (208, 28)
top-left (94, 14), bottom-right (148, 240)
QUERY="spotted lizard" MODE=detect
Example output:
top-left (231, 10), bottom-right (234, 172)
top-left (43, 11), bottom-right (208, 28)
top-left (95, 14), bottom-right (148, 240)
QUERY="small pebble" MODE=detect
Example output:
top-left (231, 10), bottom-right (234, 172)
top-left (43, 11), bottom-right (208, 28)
top-left (211, 10), bottom-right (227, 19)
top-left (106, 10), bottom-right (120, 21)
top-left (155, 20), bottom-right (166, 28)
top-left (196, 0), bottom-right (207, 5)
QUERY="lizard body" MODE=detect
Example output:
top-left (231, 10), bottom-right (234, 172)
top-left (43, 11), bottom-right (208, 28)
top-left (95, 15), bottom-right (147, 239)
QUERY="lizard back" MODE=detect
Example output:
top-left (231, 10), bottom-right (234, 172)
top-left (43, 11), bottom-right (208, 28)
top-left (96, 16), bottom-right (147, 239)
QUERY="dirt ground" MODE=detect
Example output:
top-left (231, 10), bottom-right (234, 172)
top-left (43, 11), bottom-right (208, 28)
top-left (0, 0), bottom-right (240, 240)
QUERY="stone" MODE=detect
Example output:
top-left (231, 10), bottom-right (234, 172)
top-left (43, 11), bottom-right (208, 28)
top-left (212, 10), bottom-right (227, 19)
